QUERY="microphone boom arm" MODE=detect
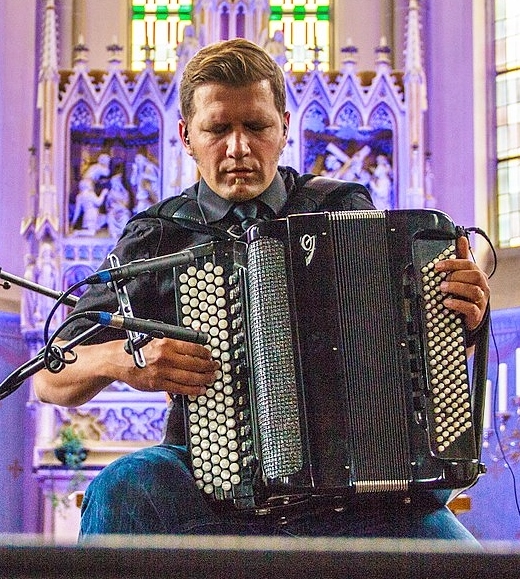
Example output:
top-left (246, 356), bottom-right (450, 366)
top-left (0, 267), bottom-right (78, 307)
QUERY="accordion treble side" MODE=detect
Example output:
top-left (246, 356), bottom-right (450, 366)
top-left (174, 209), bottom-right (486, 513)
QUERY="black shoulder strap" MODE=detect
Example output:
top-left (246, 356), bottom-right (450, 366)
top-left (283, 175), bottom-right (374, 215)
top-left (130, 193), bottom-right (233, 240)
top-left (131, 175), bottom-right (373, 235)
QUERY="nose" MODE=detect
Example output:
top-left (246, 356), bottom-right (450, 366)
top-left (226, 131), bottom-right (250, 158)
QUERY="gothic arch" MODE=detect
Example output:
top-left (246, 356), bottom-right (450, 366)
top-left (101, 101), bottom-right (130, 131)
top-left (68, 100), bottom-right (94, 131)
top-left (300, 100), bottom-right (330, 173)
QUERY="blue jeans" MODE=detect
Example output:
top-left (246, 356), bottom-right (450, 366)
top-left (80, 444), bottom-right (478, 543)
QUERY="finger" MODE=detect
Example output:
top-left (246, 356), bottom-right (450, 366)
top-left (129, 364), bottom-right (217, 395)
top-left (439, 279), bottom-right (486, 305)
top-left (456, 234), bottom-right (470, 259)
top-left (142, 337), bottom-right (218, 368)
top-left (166, 339), bottom-right (215, 360)
top-left (442, 296), bottom-right (482, 331)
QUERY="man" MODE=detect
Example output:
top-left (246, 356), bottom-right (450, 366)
top-left (34, 38), bottom-right (490, 540)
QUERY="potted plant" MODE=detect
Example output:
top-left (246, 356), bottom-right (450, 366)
top-left (52, 424), bottom-right (88, 512)
top-left (54, 424), bottom-right (88, 468)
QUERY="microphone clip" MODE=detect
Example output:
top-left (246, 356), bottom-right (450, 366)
top-left (108, 253), bottom-right (147, 369)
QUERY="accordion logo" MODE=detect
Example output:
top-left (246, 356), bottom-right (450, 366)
top-left (300, 233), bottom-right (317, 266)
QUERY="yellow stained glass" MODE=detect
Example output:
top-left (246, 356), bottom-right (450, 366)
top-left (131, 1), bottom-right (193, 70)
top-left (268, 0), bottom-right (330, 72)
top-left (131, 1), bottom-right (330, 71)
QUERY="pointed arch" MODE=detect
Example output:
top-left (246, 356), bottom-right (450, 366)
top-left (101, 101), bottom-right (129, 130)
top-left (300, 100), bottom-right (330, 173)
top-left (69, 100), bottom-right (94, 130)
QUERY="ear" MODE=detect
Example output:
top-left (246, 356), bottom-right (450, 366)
top-left (178, 120), bottom-right (192, 155)
top-left (282, 111), bottom-right (290, 140)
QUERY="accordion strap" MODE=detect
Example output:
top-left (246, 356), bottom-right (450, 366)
top-left (132, 174), bottom-right (371, 239)
top-left (132, 194), bottom-right (234, 240)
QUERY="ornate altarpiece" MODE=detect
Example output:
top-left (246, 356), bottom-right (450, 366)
top-left (23, 0), bottom-right (428, 538)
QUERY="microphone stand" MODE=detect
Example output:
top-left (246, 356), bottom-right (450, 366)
top-left (0, 259), bottom-right (206, 400)
top-left (0, 266), bottom-right (101, 400)
top-left (0, 324), bottom-right (107, 401)
top-left (0, 267), bottom-right (78, 308)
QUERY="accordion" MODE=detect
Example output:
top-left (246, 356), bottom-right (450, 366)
top-left (173, 209), bottom-right (486, 513)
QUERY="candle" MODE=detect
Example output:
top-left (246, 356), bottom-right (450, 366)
top-left (498, 363), bottom-right (509, 413)
top-left (516, 348), bottom-right (520, 397)
top-left (484, 379), bottom-right (492, 430)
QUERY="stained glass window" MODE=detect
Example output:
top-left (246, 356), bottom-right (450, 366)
top-left (495, 0), bottom-right (520, 247)
top-left (131, 1), bottom-right (193, 70)
top-left (130, 1), bottom-right (330, 72)
top-left (268, 1), bottom-right (330, 71)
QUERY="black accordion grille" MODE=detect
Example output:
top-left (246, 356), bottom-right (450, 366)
top-left (247, 237), bottom-right (303, 479)
top-left (330, 211), bottom-right (411, 492)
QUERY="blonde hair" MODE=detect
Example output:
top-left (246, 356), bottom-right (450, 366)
top-left (179, 38), bottom-right (286, 123)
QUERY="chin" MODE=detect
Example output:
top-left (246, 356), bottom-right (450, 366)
top-left (220, 184), bottom-right (261, 202)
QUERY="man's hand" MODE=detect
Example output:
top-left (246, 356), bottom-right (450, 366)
top-left (434, 235), bottom-right (490, 331)
top-left (122, 338), bottom-right (220, 397)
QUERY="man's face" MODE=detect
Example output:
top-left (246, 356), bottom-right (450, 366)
top-left (179, 80), bottom-right (289, 202)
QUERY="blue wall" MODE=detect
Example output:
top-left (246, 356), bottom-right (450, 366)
top-left (0, 311), bottom-right (32, 533)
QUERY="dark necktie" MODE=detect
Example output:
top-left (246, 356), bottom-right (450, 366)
top-left (232, 200), bottom-right (260, 232)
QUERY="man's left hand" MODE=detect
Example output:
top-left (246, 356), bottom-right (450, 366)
top-left (434, 235), bottom-right (490, 331)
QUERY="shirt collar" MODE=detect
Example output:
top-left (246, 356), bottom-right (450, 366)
top-left (198, 171), bottom-right (288, 224)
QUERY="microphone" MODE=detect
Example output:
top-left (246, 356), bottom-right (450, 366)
top-left (84, 312), bottom-right (209, 345)
top-left (85, 250), bottom-right (195, 284)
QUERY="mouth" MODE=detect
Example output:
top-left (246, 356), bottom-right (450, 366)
top-left (226, 170), bottom-right (254, 188)
top-left (226, 167), bottom-right (253, 179)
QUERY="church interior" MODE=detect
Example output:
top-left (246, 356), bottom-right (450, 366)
top-left (0, 0), bottom-right (520, 573)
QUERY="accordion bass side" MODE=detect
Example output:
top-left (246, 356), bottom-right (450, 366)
top-left (173, 209), bottom-right (487, 513)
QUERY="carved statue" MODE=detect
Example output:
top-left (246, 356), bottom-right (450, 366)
top-left (105, 173), bottom-right (132, 238)
top-left (71, 178), bottom-right (108, 235)
top-left (21, 255), bottom-right (40, 328)
top-left (71, 153), bottom-right (111, 235)
top-left (176, 25), bottom-right (201, 74)
top-left (35, 241), bottom-right (57, 324)
top-left (369, 154), bottom-right (393, 209)
top-left (264, 30), bottom-right (288, 69)
top-left (130, 153), bottom-right (159, 213)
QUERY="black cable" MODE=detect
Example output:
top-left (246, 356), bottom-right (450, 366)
top-left (464, 226), bottom-right (497, 278)
top-left (43, 279), bottom-right (86, 344)
top-left (0, 320), bottom-right (107, 401)
top-left (42, 311), bottom-right (91, 372)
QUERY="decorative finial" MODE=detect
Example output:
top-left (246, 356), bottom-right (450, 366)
top-left (375, 35), bottom-right (391, 66)
top-left (341, 38), bottom-right (359, 63)
top-left (141, 36), bottom-right (155, 69)
top-left (311, 34), bottom-right (322, 71)
top-left (73, 34), bottom-right (89, 69)
top-left (106, 35), bottom-right (123, 70)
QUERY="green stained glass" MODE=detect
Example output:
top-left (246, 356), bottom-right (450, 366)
top-left (179, 5), bottom-right (192, 20)
top-left (270, 6), bottom-right (283, 20)
top-left (156, 6), bottom-right (169, 20)
top-left (293, 6), bottom-right (306, 20)
top-left (132, 5), bottom-right (145, 20)
top-left (317, 6), bottom-right (329, 20)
